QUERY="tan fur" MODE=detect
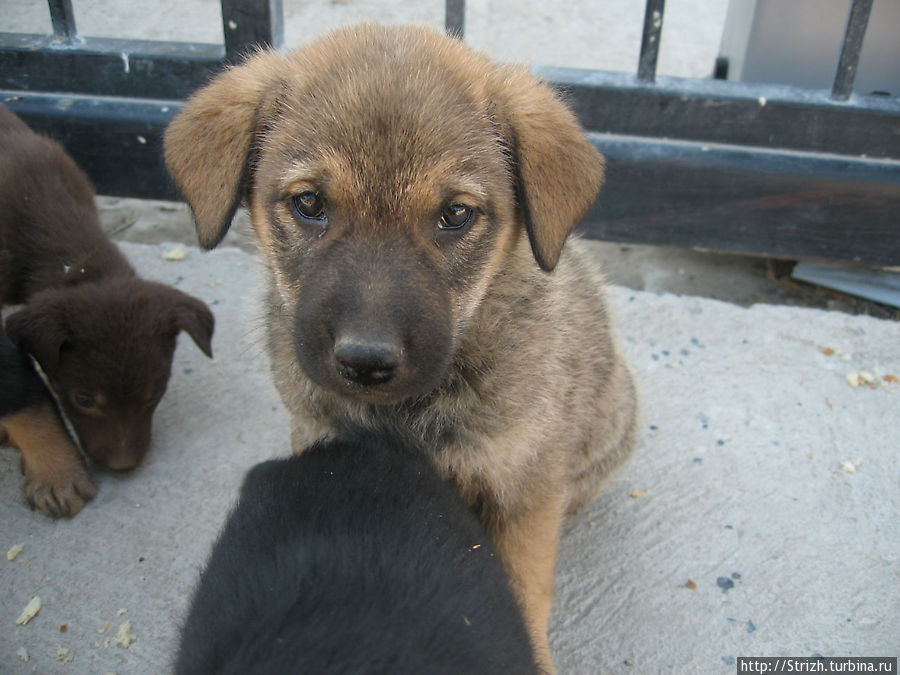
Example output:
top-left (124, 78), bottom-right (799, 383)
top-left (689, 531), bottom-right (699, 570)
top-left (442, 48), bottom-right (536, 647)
top-left (495, 489), bottom-right (565, 670)
top-left (166, 24), bottom-right (638, 670)
top-left (2, 406), bottom-right (96, 518)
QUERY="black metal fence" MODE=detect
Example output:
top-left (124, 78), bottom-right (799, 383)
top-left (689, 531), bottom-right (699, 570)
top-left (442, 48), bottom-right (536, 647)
top-left (2, 0), bottom-right (898, 266)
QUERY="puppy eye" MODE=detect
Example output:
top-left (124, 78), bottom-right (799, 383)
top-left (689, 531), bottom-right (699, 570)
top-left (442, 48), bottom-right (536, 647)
top-left (71, 391), bottom-right (97, 411)
top-left (439, 204), bottom-right (474, 230)
top-left (291, 191), bottom-right (326, 221)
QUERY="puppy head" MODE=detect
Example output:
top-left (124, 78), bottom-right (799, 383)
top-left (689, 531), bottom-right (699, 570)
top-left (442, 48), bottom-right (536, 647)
top-left (5, 279), bottom-right (214, 470)
top-left (165, 24), bottom-right (602, 404)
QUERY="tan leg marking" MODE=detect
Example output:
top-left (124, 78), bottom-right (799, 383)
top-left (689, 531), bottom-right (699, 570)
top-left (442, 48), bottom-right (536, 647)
top-left (493, 495), bottom-right (565, 674)
top-left (3, 405), bottom-right (96, 518)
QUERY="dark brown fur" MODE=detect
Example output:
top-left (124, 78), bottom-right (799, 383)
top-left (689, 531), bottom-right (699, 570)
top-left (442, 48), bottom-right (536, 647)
top-left (0, 104), bottom-right (215, 510)
top-left (165, 25), bottom-right (638, 670)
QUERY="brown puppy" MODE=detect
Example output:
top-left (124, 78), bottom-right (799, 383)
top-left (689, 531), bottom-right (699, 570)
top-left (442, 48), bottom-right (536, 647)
top-left (0, 105), bottom-right (214, 502)
top-left (165, 24), bottom-right (638, 669)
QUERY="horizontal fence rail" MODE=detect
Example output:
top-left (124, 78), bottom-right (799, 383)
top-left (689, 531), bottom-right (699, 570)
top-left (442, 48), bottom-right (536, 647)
top-left (583, 133), bottom-right (899, 266)
top-left (1, 0), bottom-right (898, 266)
top-left (1, 33), bottom-right (224, 100)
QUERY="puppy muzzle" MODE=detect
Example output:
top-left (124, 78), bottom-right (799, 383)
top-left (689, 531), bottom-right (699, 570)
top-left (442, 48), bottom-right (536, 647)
top-left (332, 335), bottom-right (401, 386)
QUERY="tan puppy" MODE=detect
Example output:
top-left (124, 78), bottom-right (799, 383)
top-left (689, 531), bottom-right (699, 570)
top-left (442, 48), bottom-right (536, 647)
top-left (166, 24), bottom-right (638, 670)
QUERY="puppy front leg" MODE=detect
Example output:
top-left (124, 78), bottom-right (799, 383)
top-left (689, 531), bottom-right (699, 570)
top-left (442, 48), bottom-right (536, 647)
top-left (493, 494), bottom-right (565, 674)
top-left (3, 405), bottom-right (96, 518)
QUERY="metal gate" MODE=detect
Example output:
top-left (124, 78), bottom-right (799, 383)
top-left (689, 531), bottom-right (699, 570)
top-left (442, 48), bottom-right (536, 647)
top-left (2, 0), bottom-right (898, 266)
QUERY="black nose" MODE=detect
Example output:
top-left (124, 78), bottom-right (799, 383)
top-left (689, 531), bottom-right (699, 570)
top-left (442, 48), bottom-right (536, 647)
top-left (333, 336), bottom-right (401, 386)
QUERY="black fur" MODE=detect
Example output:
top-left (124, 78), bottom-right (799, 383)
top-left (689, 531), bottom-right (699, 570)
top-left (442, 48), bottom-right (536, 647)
top-left (0, 325), bottom-right (52, 417)
top-left (175, 432), bottom-right (538, 674)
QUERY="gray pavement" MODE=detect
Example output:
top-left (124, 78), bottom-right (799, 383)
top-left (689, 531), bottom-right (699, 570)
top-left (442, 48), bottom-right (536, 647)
top-left (2, 238), bottom-right (898, 673)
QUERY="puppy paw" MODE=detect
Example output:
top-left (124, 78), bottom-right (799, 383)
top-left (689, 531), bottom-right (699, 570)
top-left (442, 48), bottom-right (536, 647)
top-left (24, 463), bottom-right (97, 518)
top-left (5, 405), bottom-right (97, 518)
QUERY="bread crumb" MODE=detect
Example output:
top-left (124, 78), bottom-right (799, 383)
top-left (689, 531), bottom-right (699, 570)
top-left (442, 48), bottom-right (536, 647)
top-left (15, 646), bottom-right (28, 662)
top-left (818, 346), bottom-right (834, 356)
top-left (841, 458), bottom-right (863, 474)
top-left (56, 646), bottom-right (74, 664)
top-left (629, 489), bottom-right (646, 499)
top-left (15, 596), bottom-right (41, 625)
top-left (162, 245), bottom-right (186, 261)
top-left (99, 621), bottom-right (110, 634)
top-left (115, 621), bottom-right (136, 648)
top-left (7, 543), bottom-right (24, 561)
top-left (846, 371), bottom-right (895, 389)
top-left (685, 580), bottom-right (697, 590)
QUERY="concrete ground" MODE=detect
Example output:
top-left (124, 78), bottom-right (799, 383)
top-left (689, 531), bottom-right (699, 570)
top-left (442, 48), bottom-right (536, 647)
top-left (2, 229), bottom-right (897, 673)
top-left (2, 1), bottom-right (898, 672)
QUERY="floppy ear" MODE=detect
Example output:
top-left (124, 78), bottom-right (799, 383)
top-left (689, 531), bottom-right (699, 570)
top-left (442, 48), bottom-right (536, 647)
top-left (5, 303), bottom-right (69, 376)
top-left (164, 49), bottom-right (285, 249)
top-left (164, 289), bottom-right (215, 359)
top-left (491, 65), bottom-right (605, 271)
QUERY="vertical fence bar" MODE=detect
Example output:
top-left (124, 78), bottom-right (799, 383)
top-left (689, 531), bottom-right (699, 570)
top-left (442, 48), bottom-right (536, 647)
top-left (831, 0), bottom-right (873, 101)
top-left (637, 0), bottom-right (665, 83)
top-left (47, 0), bottom-right (77, 43)
top-left (221, 0), bottom-right (284, 64)
top-left (445, 0), bottom-right (465, 38)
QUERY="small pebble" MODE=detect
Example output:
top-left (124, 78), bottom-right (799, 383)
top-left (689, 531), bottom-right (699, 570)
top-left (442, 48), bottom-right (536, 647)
top-left (716, 577), bottom-right (734, 593)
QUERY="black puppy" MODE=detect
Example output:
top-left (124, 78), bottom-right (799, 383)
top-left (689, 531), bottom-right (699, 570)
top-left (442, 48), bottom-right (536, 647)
top-left (0, 326), bottom-right (94, 517)
top-left (175, 432), bottom-right (538, 674)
